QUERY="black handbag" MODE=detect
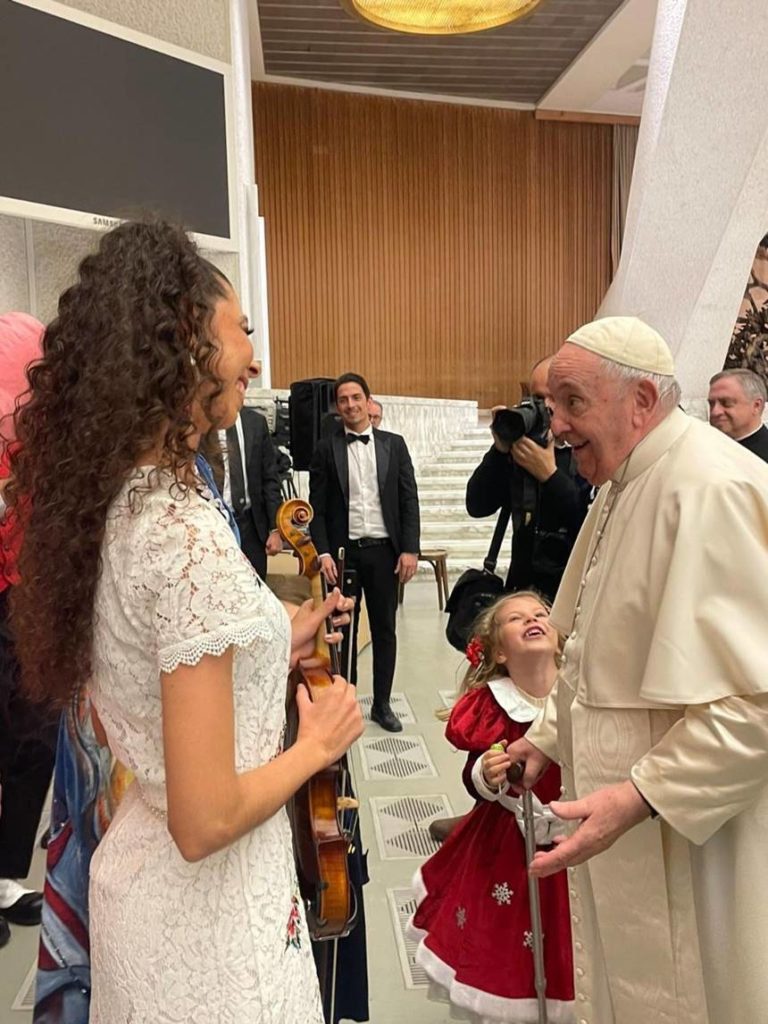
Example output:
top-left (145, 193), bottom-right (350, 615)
top-left (444, 508), bottom-right (510, 652)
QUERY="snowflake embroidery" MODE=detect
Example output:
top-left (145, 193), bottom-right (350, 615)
top-left (456, 906), bottom-right (467, 929)
top-left (492, 882), bottom-right (514, 906)
top-left (523, 931), bottom-right (534, 950)
top-left (285, 894), bottom-right (302, 951)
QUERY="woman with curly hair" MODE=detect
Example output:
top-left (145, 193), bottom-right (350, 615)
top-left (8, 220), bottom-right (363, 1023)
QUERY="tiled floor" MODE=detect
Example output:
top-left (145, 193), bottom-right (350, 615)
top-left (0, 581), bottom-right (472, 1023)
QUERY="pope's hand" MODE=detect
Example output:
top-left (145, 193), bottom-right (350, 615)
top-left (505, 736), bottom-right (551, 790)
top-left (528, 780), bottom-right (652, 879)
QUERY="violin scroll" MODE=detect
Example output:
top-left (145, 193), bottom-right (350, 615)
top-left (276, 499), bottom-right (319, 579)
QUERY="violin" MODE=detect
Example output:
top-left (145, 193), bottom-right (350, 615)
top-left (276, 498), bottom-right (358, 942)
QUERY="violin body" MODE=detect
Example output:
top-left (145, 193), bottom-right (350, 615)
top-left (279, 500), bottom-right (357, 941)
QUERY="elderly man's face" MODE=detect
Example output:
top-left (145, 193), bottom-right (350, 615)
top-left (548, 344), bottom-right (647, 485)
top-left (369, 401), bottom-right (383, 428)
top-left (707, 376), bottom-right (763, 439)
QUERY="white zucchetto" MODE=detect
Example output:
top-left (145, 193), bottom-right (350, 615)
top-left (567, 316), bottom-right (675, 377)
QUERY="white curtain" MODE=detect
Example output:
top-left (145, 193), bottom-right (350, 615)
top-left (610, 124), bottom-right (639, 277)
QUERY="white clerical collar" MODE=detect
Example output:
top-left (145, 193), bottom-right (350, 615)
top-left (611, 407), bottom-right (691, 486)
top-left (487, 677), bottom-right (548, 723)
top-left (735, 424), bottom-right (764, 443)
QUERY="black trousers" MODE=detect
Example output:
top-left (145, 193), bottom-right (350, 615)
top-left (235, 512), bottom-right (267, 581)
top-left (342, 541), bottom-right (398, 707)
top-left (0, 591), bottom-right (58, 879)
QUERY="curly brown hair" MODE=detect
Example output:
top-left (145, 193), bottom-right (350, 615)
top-left (8, 220), bottom-right (229, 705)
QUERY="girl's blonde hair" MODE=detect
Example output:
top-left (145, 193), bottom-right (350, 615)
top-left (437, 590), bottom-right (554, 721)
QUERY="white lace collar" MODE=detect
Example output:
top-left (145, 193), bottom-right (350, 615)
top-left (487, 676), bottom-right (549, 723)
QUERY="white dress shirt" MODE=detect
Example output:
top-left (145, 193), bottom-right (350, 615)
top-left (345, 428), bottom-right (388, 539)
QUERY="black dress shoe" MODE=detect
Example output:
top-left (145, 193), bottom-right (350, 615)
top-left (0, 917), bottom-right (9, 948)
top-left (370, 702), bottom-right (403, 733)
top-left (0, 891), bottom-right (43, 926)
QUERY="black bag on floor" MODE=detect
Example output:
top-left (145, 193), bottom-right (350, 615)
top-left (444, 509), bottom-right (510, 652)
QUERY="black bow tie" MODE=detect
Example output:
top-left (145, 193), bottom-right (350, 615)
top-left (346, 433), bottom-right (370, 445)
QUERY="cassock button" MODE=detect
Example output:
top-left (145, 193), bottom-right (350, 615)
top-left (575, 940), bottom-right (584, 951)
top-left (572, 914), bottom-right (580, 925)
top-left (576, 968), bottom-right (585, 978)
top-left (570, 888), bottom-right (578, 899)
top-left (560, 785), bottom-right (567, 795)
top-left (578, 993), bottom-right (587, 1002)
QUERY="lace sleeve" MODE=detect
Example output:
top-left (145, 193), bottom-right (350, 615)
top-left (147, 500), bottom-right (275, 674)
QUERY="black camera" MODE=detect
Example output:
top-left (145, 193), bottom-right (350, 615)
top-left (492, 397), bottom-right (551, 447)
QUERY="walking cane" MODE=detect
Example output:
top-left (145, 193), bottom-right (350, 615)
top-left (508, 761), bottom-right (548, 1024)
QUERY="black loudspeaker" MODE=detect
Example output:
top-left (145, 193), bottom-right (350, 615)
top-left (288, 378), bottom-right (336, 470)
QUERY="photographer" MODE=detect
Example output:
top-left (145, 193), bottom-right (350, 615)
top-left (466, 356), bottom-right (591, 602)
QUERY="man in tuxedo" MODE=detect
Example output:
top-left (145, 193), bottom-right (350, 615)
top-left (309, 373), bottom-right (420, 732)
top-left (221, 407), bottom-right (283, 578)
top-left (708, 368), bottom-right (768, 461)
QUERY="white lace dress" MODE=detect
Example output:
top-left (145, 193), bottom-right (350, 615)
top-left (87, 473), bottom-right (323, 1024)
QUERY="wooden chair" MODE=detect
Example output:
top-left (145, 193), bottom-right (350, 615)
top-left (398, 548), bottom-right (449, 610)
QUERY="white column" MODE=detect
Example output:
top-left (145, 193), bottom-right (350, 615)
top-left (600, 0), bottom-right (768, 401)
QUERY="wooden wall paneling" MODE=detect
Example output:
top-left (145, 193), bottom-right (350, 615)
top-left (251, 83), bottom-right (612, 407)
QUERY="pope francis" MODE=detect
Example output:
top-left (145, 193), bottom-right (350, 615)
top-left (505, 316), bottom-right (768, 1024)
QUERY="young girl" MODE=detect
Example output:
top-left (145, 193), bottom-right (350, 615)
top-left (409, 591), bottom-right (574, 1023)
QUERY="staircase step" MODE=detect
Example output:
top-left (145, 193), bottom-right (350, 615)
top-left (420, 463), bottom-right (479, 478)
top-left (432, 449), bottom-right (487, 464)
top-left (419, 491), bottom-right (468, 504)
top-left (420, 505), bottom-right (479, 520)
top-left (420, 519), bottom-right (498, 538)
top-left (419, 543), bottom-right (498, 561)
top-left (418, 476), bottom-right (477, 490)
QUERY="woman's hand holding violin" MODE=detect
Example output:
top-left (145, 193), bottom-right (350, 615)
top-left (296, 675), bottom-right (364, 769)
top-left (288, 587), bottom-right (355, 667)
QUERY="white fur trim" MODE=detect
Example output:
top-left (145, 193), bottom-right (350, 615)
top-left (471, 753), bottom-right (509, 802)
top-left (415, 941), bottom-right (575, 1024)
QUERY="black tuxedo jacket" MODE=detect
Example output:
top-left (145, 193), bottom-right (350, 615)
top-left (308, 427), bottom-right (420, 558)
top-left (231, 407), bottom-right (283, 544)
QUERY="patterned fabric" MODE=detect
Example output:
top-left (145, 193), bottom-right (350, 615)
top-left (34, 698), bottom-right (115, 1024)
top-left (87, 472), bottom-right (323, 1023)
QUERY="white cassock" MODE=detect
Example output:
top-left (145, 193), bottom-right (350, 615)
top-left (526, 407), bottom-right (768, 1024)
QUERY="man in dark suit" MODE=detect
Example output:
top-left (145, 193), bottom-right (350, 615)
top-left (223, 406), bottom-right (283, 578)
top-left (708, 368), bottom-right (768, 462)
top-left (466, 356), bottom-right (591, 603)
top-left (309, 373), bottom-right (420, 732)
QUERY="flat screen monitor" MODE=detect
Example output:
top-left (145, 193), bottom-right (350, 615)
top-left (0, 0), bottom-right (234, 247)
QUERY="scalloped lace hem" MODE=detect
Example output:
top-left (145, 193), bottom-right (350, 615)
top-left (159, 618), bottom-right (275, 673)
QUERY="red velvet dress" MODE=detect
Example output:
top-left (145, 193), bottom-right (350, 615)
top-left (410, 682), bottom-right (575, 1023)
